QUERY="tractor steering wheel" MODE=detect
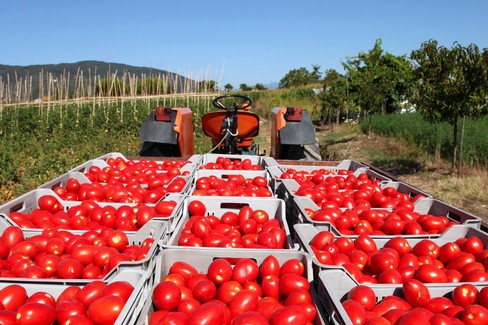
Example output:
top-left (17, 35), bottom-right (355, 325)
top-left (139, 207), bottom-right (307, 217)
top-left (212, 95), bottom-right (253, 111)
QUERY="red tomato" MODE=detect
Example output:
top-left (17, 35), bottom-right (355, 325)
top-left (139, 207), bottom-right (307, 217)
top-left (341, 300), bottom-right (367, 325)
top-left (269, 305), bottom-right (308, 325)
top-left (217, 280), bottom-right (242, 304)
top-left (57, 298), bottom-right (88, 324)
top-left (16, 302), bottom-right (57, 325)
top-left (38, 195), bottom-right (63, 213)
top-left (87, 295), bottom-right (126, 325)
top-left (188, 200), bottom-right (207, 216)
top-left (462, 237), bottom-right (484, 255)
top-left (77, 281), bottom-right (107, 307)
top-left (105, 230), bottom-right (129, 252)
top-left (153, 281), bottom-right (181, 311)
top-left (169, 262), bottom-right (198, 284)
top-left (416, 264), bottom-right (448, 283)
top-left (347, 285), bottom-right (376, 311)
top-left (402, 279), bottom-right (430, 307)
top-left (232, 311), bottom-right (268, 325)
top-left (192, 279), bottom-right (217, 303)
top-left (279, 259), bottom-right (305, 276)
top-left (413, 240), bottom-right (440, 259)
top-left (462, 304), bottom-right (488, 325)
top-left (188, 301), bottom-right (224, 325)
top-left (207, 259), bottom-right (233, 285)
top-left (1, 226), bottom-right (24, 247)
top-left (232, 259), bottom-right (259, 284)
top-left (0, 284), bottom-right (27, 311)
top-left (229, 289), bottom-right (259, 318)
top-left (452, 283), bottom-right (479, 308)
top-left (279, 273), bottom-right (310, 296)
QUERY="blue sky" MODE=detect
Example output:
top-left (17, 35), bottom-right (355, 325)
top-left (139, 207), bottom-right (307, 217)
top-left (2, 1), bottom-right (487, 88)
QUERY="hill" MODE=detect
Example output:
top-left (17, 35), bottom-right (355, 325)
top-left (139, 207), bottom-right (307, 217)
top-left (0, 61), bottom-right (192, 100)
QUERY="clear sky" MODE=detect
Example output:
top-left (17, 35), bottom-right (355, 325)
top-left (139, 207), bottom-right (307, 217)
top-left (2, 1), bottom-right (487, 88)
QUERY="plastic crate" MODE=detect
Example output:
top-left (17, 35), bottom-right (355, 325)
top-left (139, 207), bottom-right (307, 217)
top-left (0, 267), bottom-right (150, 325)
top-left (294, 223), bottom-right (488, 284)
top-left (379, 181), bottom-right (432, 200)
top-left (0, 188), bottom-right (184, 232)
top-left (37, 171), bottom-right (92, 190)
top-left (199, 153), bottom-right (274, 169)
top-left (68, 159), bottom-right (109, 174)
top-left (0, 210), bottom-right (169, 280)
top-left (292, 193), bottom-right (482, 237)
top-left (165, 196), bottom-right (294, 249)
top-left (134, 248), bottom-right (316, 325)
top-left (190, 169), bottom-right (274, 196)
top-left (96, 152), bottom-right (202, 165)
top-left (317, 267), bottom-right (488, 325)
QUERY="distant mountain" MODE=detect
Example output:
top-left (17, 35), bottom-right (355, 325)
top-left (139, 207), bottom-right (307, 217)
top-left (0, 61), bottom-right (192, 100)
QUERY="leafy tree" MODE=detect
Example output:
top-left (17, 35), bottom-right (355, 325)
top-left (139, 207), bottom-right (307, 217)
top-left (344, 39), bottom-right (415, 132)
top-left (254, 83), bottom-right (267, 90)
top-left (239, 83), bottom-right (252, 91)
top-left (320, 69), bottom-right (352, 126)
top-left (410, 40), bottom-right (488, 171)
top-left (279, 65), bottom-right (322, 88)
top-left (224, 83), bottom-right (233, 92)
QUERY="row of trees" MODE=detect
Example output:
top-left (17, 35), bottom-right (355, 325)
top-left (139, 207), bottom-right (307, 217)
top-left (280, 39), bottom-right (488, 172)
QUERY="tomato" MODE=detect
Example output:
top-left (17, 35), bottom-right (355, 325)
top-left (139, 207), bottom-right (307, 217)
top-left (232, 311), bottom-right (268, 325)
top-left (54, 258), bottom-right (84, 279)
top-left (105, 230), bottom-right (129, 252)
top-left (426, 297), bottom-right (454, 314)
top-left (438, 242), bottom-right (462, 264)
top-left (402, 279), bottom-right (430, 307)
top-left (1, 226), bottom-right (24, 247)
top-left (462, 237), bottom-right (484, 255)
top-left (279, 273), bottom-right (310, 296)
top-left (372, 296), bottom-right (411, 316)
top-left (192, 279), bottom-right (217, 303)
top-left (368, 251), bottom-right (398, 274)
top-left (87, 295), bottom-right (126, 325)
top-left (38, 195), bottom-right (63, 213)
top-left (342, 300), bottom-right (367, 325)
top-left (413, 240), bottom-right (440, 259)
top-left (279, 259), bottom-right (305, 276)
top-left (217, 280), bottom-right (242, 304)
top-left (384, 237), bottom-right (412, 256)
top-left (16, 302), bottom-right (57, 325)
top-left (26, 292), bottom-right (56, 307)
top-left (269, 305), bottom-right (308, 325)
top-left (452, 283), bottom-right (478, 308)
top-left (188, 301), bottom-right (225, 325)
top-left (283, 288), bottom-right (312, 306)
top-left (207, 259), bottom-right (233, 285)
top-left (188, 200), bottom-right (207, 216)
top-left (0, 284), bottom-right (27, 310)
top-left (232, 259), bottom-right (259, 284)
top-left (354, 235), bottom-right (377, 254)
top-left (416, 264), bottom-right (448, 283)
top-left (77, 281), bottom-right (107, 307)
top-left (158, 311), bottom-right (189, 324)
top-left (228, 290), bottom-right (259, 318)
top-left (153, 281), bottom-right (182, 311)
top-left (462, 304), bottom-right (488, 325)
top-left (396, 309), bottom-right (432, 325)
top-left (57, 298), bottom-right (88, 324)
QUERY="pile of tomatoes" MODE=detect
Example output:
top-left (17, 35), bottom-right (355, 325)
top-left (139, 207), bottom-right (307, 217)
top-left (8, 194), bottom-right (178, 230)
top-left (308, 228), bottom-right (488, 284)
top-left (0, 225), bottom-right (154, 279)
top-left (150, 255), bottom-right (316, 325)
top-left (342, 279), bottom-right (488, 325)
top-left (199, 157), bottom-right (264, 170)
top-left (176, 199), bottom-right (287, 249)
top-left (0, 280), bottom-right (135, 325)
top-left (192, 174), bottom-right (273, 197)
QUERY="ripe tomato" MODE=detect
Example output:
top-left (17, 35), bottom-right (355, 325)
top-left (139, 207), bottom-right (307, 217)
top-left (188, 301), bottom-right (224, 325)
top-left (462, 304), bottom-right (488, 325)
top-left (232, 259), bottom-right (259, 284)
top-left (207, 259), bottom-right (233, 285)
top-left (402, 279), bottom-right (430, 307)
top-left (153, 281), bottom-right (181, 311)
top-left (87, 295), bottom-right (126, 325)
top-left (0, 284), bottom-right (27, 311)
top-left (16, 302), bottom-right (57, 325)
top-left (347, 285), bottom-right (377, 311)
top-left (188, 200), bottom-right (207, 216)
top-left (77, 281), bottom-right (107, 307)
top-left (452, 283), bottom-right (478, 308)
top-left (341, 300), bottom-right (367, 325)
top-left (38, 195), bottom-right (63, 213)
top-left (232, 311), bottom-right (268, 325)
top-left (192, 279), bottom-right (217, 303)
top-left (229, 289), bottom-right (259, 318)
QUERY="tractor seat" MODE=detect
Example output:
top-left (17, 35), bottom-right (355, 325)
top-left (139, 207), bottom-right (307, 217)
top-left (202, 111), bottom-right (259, 141)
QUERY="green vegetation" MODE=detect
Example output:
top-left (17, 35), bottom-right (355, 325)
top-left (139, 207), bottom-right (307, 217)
top-left (360, 112), bottom-right (488, 167)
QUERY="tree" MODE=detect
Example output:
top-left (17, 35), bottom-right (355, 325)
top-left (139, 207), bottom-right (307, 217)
top-left (254, 83), bottom-right (267, 90)
top-left (410, 40), bottom-right (488, 171)
top-left (279, 65), bottom-right (322, 88)
top-left (224, 83), bottom-right (233, 92)
top-left (344, 39), bottom-right (415, 132)
top-left (320, 69), bottom-right (352, 126)
top-left (239, 83), bottom-right (251, 91)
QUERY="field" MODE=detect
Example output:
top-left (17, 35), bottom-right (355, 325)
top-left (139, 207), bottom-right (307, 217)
top-left (1, 91), bottom-right (488, 224)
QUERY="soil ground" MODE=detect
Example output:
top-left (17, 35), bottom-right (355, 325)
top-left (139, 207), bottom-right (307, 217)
top-left (256, 119), bottom-right (488, 224)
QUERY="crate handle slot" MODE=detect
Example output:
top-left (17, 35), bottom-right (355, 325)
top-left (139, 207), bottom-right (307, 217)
top-left (219, 203), bottom-right (250, 210)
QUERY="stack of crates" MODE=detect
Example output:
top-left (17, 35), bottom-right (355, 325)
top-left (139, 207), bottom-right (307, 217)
top-left (0, 153), bottom-right (487, 324)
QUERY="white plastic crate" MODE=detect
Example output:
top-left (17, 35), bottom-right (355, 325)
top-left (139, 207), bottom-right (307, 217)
top-left (0, 267), bottom-right (150, 325)
top-left (37, 171), bottom-right (92, 190)
top-left (294, 223), bottom-right (488, 284)
top-left (134, 248), bottom-right (316, 325)
top-left (317, 267), bottom-right (488, 325)
top-left (166, 196), bottom-right (294, 249)
top-left (68, 159), bottom-right (109, 174)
